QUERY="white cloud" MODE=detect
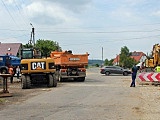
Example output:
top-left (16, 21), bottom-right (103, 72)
top-left (5, 0), bottom-right (14, 4)
top-left (33, 0), bottom-right (92, 13)
top-left (24, 1), bottom-right (80, 25)
top-left (109, 8), bottom-right (140, 23)
top-left (152, 10), bottom-right (160, 17)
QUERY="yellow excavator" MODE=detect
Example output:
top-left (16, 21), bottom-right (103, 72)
top-left (20, 48), bottom-right (57, 89)
top-left (20, 26), bottom-right (57, 89)
top-left (145, 44), bottom-right (160, 68)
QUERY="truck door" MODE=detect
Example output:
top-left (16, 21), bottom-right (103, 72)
top-left (5, 56), bottom-right (10, 67)
top-left (0, 56), bottom-right (4, 66)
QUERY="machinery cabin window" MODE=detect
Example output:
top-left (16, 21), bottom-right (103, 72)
top-left (21, 50), bottom-right (33, 59)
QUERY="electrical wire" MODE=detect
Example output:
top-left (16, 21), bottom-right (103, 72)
top-left (61, 34), bottom-right (160, 46)
top-left (0, 34), bottom-right (29, 40)
top-left (1, 0), bottom-right (19, 27)
top-left (0, 28), bottom-right (160, 33)
top-left (13, 0), bottom-right (29, 27)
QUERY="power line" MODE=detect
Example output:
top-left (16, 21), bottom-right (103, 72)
top-left (61, 34), bottom-right (160, 46)
top-left (0, 34), bottom-right (29, 40)
top-left (36, 22), bottom-right (160, 30)
top-left (1, 28), bottom-right (160, 33)
top-left (0, 29), bottom-right (28, 31)
top-left (36, 29), bottom-right (160, 34)
top-left (1, 0), bottom-right (19, 27)
top-left (13, 0), bottom-right (29, 27)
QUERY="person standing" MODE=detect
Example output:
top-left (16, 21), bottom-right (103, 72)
top-left (16, 66), bottom-right (20, 79)
top-left (8, 65), bottom-right (14, 83)
top-left (130, 64), bottom-right (138, 87)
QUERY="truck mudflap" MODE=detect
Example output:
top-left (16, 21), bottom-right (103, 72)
top-left (57, 70), bottom-right (86, 82)
top-left (61, 75), bottom-right (86, 78)
top-left (59, 74), bottom-right (86, 82)
top-left (60, 69), bottom-right (86, 78)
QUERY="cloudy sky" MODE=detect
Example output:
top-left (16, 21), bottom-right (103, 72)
top-left (0, 0), bottom-right (160, 60)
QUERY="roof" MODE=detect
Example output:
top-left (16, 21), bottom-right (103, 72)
top-left (130, 51), bottom-right (146, 62)
top-left (113, 51), bottom-right (146, 64)
top-left (0, 43), bottom-right (22, 56)
top-left (113, 55), bottom-right (120, 63)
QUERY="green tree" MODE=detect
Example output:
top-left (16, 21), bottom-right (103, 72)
top-left (119, 46), bottom-right (136, 68)
top-left (104, 58), bottom-right (114, 66)
top-left (123, 57), bottom-right (136, 68)
top-left (104, 59), bottom-right (109, 65)
top-left (23, 44), bottom-right (33, 48)
top-left (35, 39), bottom-right (62, 57)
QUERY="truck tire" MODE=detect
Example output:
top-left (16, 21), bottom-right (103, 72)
top-left (55, 71), bottom-right (59, 82)
top-left (77, 77), bottom-right (85, 82)
top-left (53, 74), bottom-right (57, 87)
top-left (21, 75), bottom-right (26, 89)
top-left (48, 74), bottom-right (54, 87)
top-left (1, 68), bottom-right (7, 74)
top-left (58, 75), bottom-right (63, 82)
top-left (21, 75), bottom-right (31, 89)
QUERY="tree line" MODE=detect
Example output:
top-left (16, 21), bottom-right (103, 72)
top-left (23, 40), bottom-right (138, 68)
top-left (23, 39), bottom-right (62, 57)
top-left (104, 46), bottom-right (138, 68)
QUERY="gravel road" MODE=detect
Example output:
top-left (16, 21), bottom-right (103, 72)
top-left (0, 68), bottom-right (160, 120)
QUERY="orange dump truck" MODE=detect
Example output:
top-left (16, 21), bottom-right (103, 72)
top-left (50, 50), bottom-right (89, 82)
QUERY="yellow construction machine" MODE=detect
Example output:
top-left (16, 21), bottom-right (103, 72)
top-left (145, 44), bottom-right (160, 68)
top-left (20, 48), bottom-right (57, 89)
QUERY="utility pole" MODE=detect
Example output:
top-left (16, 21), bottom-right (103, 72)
top-left (117, 54), bottom-right (118, 66)
top-left (29, 23), bottom-right (35, 46)
top-left (102, 47), bottom-right (103, 66)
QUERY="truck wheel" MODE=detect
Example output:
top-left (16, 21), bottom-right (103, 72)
top-left (26, 75), bottom-right (31, 88)
top-left (21, 75), bottom-right (31, 89)
top-left (48, 74), bottom-right (54, 87)
top-left (58, 75), bottom-right (63, 82)
top-left (21, 75), bottom-right (26, 89)
top-left (77, 77), bottom-right (85, 82)
top-left (53, 74), bottom-right (57, 87)
top-left (55, 71), bottom-right (59, 82)
top-left (1, 69), bottom-right (7, 74)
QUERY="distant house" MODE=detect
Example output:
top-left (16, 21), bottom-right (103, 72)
top-left (130, 51), bottom-right (146, 63)
top-left (0, 43), bottom-right (22, 57)
top-left (113, 55), bottom-right (120, 66)
top-left (113, 51), bottom-right (146, 65)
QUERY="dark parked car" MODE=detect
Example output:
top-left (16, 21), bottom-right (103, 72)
top-left (100, 66), bottom-right (131, 76)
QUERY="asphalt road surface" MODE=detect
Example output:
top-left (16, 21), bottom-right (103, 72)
top-left (0, 68), bottom-right (159, 120)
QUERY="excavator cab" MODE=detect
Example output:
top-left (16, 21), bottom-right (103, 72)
top-left (145, 44), bottom-right (160, 68)
top-left (21, 48), bottom-right (41, 59)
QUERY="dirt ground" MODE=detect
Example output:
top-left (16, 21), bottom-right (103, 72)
top-left (1, 75), bottom-right (160, 119)
top-left (0, 77), bottom-right (51, 110)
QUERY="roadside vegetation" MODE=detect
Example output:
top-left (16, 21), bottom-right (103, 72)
top-left (23, 40), bottom-right (137, 68)
top-left (104, 46), bottom-right (138, 68)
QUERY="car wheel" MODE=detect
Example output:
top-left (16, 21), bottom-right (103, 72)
top-left (123, 72), bottom-right (128, 76)
top-left (105, 71), bottom-right (110, 76)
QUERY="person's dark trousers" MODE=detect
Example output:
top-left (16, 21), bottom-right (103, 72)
top-left (17, 72), bottom-right (19, 79)
top-left (130, 75), bottom-right (136, 87)
top-left (10, 76), bottom-right (13, 83)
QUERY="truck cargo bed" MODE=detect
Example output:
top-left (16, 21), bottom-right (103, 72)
top-left (50, 51), bottom-right (89, 66)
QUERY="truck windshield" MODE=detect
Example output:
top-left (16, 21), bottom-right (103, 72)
top-left (22, 50), bottom-right (33, 59)
top-left (9, 56), bottom-right (20, 60)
